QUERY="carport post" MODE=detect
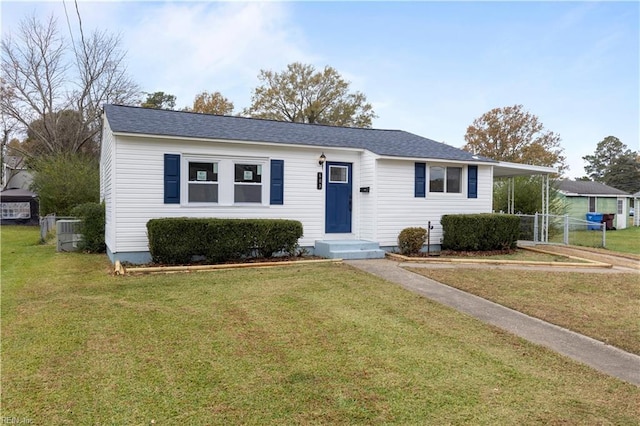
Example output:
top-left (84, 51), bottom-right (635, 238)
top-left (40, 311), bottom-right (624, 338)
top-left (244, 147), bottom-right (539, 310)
top-left (542, 174), bottom-right (550, 243)
top-left (563, 214), bottom-right (569, 245)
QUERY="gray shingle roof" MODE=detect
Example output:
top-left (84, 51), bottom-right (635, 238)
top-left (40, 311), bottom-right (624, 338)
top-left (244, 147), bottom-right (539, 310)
top-left (557, 179), bottom-right (631, 196)
top-left (104, 104), bottom-right (494, 163)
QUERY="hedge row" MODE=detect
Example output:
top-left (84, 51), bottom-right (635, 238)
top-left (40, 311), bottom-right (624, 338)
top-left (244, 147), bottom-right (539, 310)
top-left (441, 214), bottom-right (519, 251)
top-left (147, 218), bottom-right (303, 265)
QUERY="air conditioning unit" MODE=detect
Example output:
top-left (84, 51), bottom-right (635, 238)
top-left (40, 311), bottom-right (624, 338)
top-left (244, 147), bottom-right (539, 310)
top-left (57, 219), bottom-right (83, 252)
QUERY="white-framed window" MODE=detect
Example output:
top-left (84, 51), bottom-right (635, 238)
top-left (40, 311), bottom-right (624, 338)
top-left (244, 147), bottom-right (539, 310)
top-left (1, 202), bottom-right (31, 219)
top-left (188, 161), bottom-right (218, 203)
top-left (617, 199), bottom-right (623, 215)
top-left (588, 197), bottom-right (596, 212)
top-left (183, 156), bottom-right (268, 206)
top-left (429, 166), bottom-right (462, 193)
top-left (329, 165), bottom-right (348, 183)
top-left (234, 163), bottom-right (262, 203)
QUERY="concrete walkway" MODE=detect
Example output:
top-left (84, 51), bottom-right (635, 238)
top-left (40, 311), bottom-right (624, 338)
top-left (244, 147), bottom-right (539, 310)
top-left (346, 258), bottom-right (640, 387)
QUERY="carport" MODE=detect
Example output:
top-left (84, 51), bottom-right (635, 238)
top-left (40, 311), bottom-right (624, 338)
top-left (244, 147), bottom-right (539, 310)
top-left (492, 161), bottom-right (557, 242)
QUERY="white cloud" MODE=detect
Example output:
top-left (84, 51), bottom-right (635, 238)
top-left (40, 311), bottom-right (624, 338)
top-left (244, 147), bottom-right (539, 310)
top-left (123, 2), bottom-right (314, 109)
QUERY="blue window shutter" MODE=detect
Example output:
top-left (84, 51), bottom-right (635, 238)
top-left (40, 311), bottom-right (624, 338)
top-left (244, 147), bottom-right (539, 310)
top-left (270, 159), bottom-right (284, 205)
top-left (415, 163), bottom-right (426, 197)
top-left (468, 165), bottom-right (478, 199)
top-left (164, 154), bottom-right (180, 204)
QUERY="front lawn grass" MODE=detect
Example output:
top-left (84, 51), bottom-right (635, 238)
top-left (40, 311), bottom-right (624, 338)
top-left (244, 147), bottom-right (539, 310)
top-left (409, 267), bottom-right (640, 355)
top-left (438, 248), bottom-right (585, 263)
top-left (570, 226), bottom-right (640, 254)
top-left (2, 227), bottom-right (639, 424)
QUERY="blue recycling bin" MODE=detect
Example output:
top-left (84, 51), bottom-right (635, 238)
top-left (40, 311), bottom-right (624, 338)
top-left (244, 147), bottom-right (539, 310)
top-left (586, 213), bottom-right (603, 230)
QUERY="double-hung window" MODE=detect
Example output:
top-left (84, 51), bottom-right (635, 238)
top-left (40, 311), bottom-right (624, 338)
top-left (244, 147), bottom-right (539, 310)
top-left (182, 156), bottom-right (268, 205)
top-left (234, 163), bottom-right (262, 203)
top-left (429, 166), bottom-right (462, 193)
top-left (188, 161), bottom-right (218, 202)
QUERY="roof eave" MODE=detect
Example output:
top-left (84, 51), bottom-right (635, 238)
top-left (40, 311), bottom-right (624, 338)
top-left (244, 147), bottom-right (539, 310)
top-left (493, 161), bottom-right (557, 177)
top-left (560, 192), bottom-right (631, 197)
top-left (376, 154), bottom-right (494, 164)
top-left (111, 131), bottom-right (367, 153)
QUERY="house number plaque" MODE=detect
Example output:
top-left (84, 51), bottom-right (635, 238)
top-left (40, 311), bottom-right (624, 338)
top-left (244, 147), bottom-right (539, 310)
top-left (317, 172), bottom-right (323, 190)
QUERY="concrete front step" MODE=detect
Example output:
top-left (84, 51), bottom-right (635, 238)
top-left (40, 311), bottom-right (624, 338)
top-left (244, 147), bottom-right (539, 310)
top-left (315, 240), bottom-right (386, 260)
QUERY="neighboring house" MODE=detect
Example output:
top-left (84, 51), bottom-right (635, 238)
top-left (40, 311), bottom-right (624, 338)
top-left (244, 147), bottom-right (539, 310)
top-left (633, 191), bottom-right (640, 227)
top-left (100, 104), bottom-right (555, 264)
top-left (557, 180), bottom-right (632, 230)
top-left (2, 156), bottom-right (33, 190)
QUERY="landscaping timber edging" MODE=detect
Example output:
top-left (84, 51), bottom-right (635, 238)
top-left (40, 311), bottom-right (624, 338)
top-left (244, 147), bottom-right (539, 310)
top-left (385, 250), bottom-right (612, 268)
top-left (115, 258), bottom-right (343, 276)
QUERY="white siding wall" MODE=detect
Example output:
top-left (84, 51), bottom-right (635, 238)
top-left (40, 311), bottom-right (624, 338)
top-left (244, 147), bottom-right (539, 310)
top-left (376, 159), bottom-right (493, 247)
top-left (358, 151), bottom-right (377, 241)
top-left (100, 118), bottom-right (116, 251)
top-left (112, 135), bottom-right (361, 253)
top-left (616, 197), bottom-right (628, 230)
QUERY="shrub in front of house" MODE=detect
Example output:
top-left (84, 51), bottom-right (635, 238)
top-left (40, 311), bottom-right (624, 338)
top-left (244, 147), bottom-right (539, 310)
top-left (397, 227), bottom-right (427, 255)
top-left (70, 202), bottom-right (106, 253)
top-left (441, 214), bottom-right (519, 251)
top-left (147, 218), bottom-right (303, 265)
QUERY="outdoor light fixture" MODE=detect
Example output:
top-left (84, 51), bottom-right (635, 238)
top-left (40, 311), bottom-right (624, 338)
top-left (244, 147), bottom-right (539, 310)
top-left (318, 152), bottom-right (326, 166)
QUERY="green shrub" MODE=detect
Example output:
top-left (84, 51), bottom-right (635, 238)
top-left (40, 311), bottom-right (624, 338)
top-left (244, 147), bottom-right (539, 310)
top-left (70, 202), bottom-right (106, 253)
top-left (30, 153), bottom-right (99, 216)
top-left (441, 214), bottom-right (519, 251)
top-left (398, 227), bottom-right (427, 255)
top-left (147, 218), bottom-right (303, 265)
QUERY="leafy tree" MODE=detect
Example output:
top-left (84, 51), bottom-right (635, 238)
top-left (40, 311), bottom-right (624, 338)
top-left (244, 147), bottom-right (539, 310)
top-left (141, 91), bottom-right (176, 110)
top-left (582, 136), bottom-right (638, 186)
top-left (244, 62), bottom-right (376, 127)
top-left (21, 110), bottom-right (96, 158)
top-left (30, 153), bottom-right (99, 215)
top-left (186, 91), bottom-right (234, 115)
top-left (463, 104), bottom-right (566, 172)
top-left (1, 14), bottom-right (139, 158)
top-left (602, 154), bottom-right (640, 194)
top-left (463, 105), bottom-right (566, 214)
top-left (492, 176), bottom-right (563, 215)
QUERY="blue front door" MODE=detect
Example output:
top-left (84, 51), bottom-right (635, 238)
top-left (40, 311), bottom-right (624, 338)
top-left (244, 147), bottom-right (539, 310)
top-left (325, 162), bottom-right (352, 233)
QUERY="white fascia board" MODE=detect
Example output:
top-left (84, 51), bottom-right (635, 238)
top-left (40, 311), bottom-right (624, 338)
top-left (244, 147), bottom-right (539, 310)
top-left (111, 131), bottom-right (366, 154)
top-left (493, 161), bottom-right (557, 177)
top-left (562, 193), bottom-right (631, 198)
top-left (376, 154), bottom-right (493, 165)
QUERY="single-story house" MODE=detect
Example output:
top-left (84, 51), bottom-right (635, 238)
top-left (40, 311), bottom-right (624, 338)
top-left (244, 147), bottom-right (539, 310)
top-left (556, 179), bottom-right (632, 230)
top-left (632, 191), bottom-right (639, 227)
top-left (100, 104), bottom-right (555, 264)
top-left (0, 188), bottom-right (39, 226)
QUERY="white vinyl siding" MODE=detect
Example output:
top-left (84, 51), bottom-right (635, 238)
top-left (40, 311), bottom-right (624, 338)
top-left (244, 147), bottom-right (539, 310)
top-left (111, 135), bottom-right (360, 252)
top-left (105, 128), bottom-right (496, 257)
top-left (358, 151), bottom-right (377, 241)
top-left (376, 159), bottom-right (492, 247)
top-left (100, 117), bottom-right (116, 252)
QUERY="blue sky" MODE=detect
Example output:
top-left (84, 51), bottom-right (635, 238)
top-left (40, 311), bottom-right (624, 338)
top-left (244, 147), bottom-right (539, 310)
top-left (2, 1), bottom-right (638, 178)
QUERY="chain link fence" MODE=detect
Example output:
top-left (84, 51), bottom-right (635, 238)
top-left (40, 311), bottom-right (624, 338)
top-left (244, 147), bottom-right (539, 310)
top-left (516, 213), bottom-right (606, 248)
